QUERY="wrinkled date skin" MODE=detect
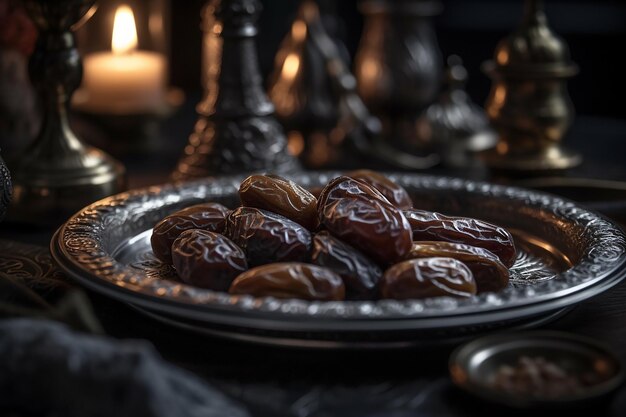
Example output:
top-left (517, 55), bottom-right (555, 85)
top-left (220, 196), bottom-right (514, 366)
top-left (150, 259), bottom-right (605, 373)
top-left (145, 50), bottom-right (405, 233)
top-left (229, 262), bottom-right (345, 301)
top-left (225, 207), bottom-right (312, 267)
top-left (347, 170), bottom-right (413, 209)
top-left (320, 197), bottom-right (413, 264)
top-left (311, 231), bottom-right (382, 300)
top-left (151, 203), bottom-right (230, 265)
top-left (239, 174), bottom-right (318, 230)
top-left (403, 209), bottom-right (517, 267)
top-left (404, 241), bottom-right (509, 293)
top-left (171, 229), bottom-right (248, 291)
top-left (317, 176), bottom-right (390, 217)
top-left (381, 257), bottom-right (477, 299)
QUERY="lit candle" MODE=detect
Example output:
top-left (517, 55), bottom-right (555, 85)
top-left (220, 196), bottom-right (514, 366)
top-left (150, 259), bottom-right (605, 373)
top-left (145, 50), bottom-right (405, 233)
top-left (80, 5), bottom-right (166, 113)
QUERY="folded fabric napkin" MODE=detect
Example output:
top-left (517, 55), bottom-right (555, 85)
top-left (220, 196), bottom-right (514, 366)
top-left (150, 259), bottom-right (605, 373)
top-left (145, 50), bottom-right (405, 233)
top-left (0, 318), bottom-right (249, 417)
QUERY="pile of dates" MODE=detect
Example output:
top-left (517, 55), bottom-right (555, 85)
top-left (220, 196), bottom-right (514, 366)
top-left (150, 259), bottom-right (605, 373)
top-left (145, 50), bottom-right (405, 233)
top-left (151, 170), bottom-right (515, 301)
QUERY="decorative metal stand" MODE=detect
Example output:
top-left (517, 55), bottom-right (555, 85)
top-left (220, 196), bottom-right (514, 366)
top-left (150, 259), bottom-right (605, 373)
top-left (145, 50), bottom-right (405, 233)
top-left (481, 0), bottom-right (580, 172)
top-left (174, 0), bottom-right (300, 180)
top-left (9, 0), bottom-right (125, 225)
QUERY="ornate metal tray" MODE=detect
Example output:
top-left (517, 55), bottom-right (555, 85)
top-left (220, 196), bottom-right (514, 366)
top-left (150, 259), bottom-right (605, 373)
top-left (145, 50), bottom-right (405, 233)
top-left (51, 173), bottom-right (626, 348)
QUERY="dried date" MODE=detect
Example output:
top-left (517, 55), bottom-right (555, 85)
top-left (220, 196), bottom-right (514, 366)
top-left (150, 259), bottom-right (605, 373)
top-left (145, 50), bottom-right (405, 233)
top-left (311, 231), bottom-right (382, 300)
top-left (316, 176), bottom-right (390, 217)
top-left (225, 207), bottom-right (312, 267)
top-left (171, 229), bottom-right (247, 291)
top-left (404, 241), bottom-right (509, 293)
top-left (381, 257), bottom-right (476, 299)
top-left (239, 174), bottom-right (318, 230)
top-left (347, 169), bottom-right (413, 209)
top-left (151, 202), bottom-right (229, 265)
top-left (403, 209), bottom-right (516, 267)
top-left (320, 196), bottom-right (412, 264)
top-left (229, 262), bottom-right (345, 301)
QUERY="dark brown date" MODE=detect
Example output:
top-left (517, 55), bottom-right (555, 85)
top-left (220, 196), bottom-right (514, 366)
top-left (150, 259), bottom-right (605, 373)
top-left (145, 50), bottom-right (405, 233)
top-left (239, 174), bottom-right (318, 230)
top-left (311, 231), bottom-right (382, 300)
top-left (404, 241), bottom-right (509, 293)
top-left (229, 262), bottom-right (345, 301)
top-left (317, 176), bottom-right (390, 217)
top-left (151, 202), bottom-right (229, 265)
top-left (403, 209), bottom-right (517, 267)
top-left (381, 257), bottom-right (476, 299)
top-left (225, 207), bottom-right (312, 267)
top-left (320, 196), bottom-right (412, 264)
top-left (171, 229), bottom-right (247, 291)
top-left (347, 170), bottom-right (413, 209)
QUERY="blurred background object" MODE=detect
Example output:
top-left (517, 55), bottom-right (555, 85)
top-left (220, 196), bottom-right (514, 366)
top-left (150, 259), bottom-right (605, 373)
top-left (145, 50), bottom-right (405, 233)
top-left (73, 0), bottom-right (183, 156)
top-left (354, 0), bottom-right (444, 158)
top-left (1, 0), bottom-right (619, 189)
top-left (417, 55), bottom-right (496, 169)
top-left (0, 0), bottom-right (39, 155)
top-left (173, 0), bottom-right (300, 180)
top-left (198, 0), bottom-right (220, 115)
top-left (75, 0), bottom-right (170, 114)
top-left (162, 0), bottom-right (624, 120)
top-left (7, 0), bottom-right (126, 226)
top-left (267, 0), bottom-right (348, 169)
top-left (481, 0), bottom-right (581, 173)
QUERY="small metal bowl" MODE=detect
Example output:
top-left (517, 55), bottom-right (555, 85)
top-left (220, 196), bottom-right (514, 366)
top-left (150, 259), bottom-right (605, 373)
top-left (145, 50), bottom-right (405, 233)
top-left (449, 331), bottom-right (624, 409)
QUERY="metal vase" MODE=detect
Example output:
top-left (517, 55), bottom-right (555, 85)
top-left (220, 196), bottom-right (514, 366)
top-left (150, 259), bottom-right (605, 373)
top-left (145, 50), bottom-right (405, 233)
top-left (8, 0), bottom-right (126, 225)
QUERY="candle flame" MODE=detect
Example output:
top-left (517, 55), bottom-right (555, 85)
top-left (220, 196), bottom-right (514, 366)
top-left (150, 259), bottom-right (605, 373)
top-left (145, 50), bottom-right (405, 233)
top-left (112, 5), bottom-right (138, 55)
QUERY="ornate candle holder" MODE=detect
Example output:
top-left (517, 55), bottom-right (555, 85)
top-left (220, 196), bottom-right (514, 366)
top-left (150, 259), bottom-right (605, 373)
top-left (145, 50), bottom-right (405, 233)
top-left (481, 0), bottom-right (581, 172)
top-left (8, 0), bottom-right (125, 225)
top-left (174, 0), bottom-right (300, 180)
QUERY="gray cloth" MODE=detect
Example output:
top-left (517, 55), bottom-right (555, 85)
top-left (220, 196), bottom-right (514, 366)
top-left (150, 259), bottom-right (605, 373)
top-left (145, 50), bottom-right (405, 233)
top-left (0, 318), bottom-right (249, 417)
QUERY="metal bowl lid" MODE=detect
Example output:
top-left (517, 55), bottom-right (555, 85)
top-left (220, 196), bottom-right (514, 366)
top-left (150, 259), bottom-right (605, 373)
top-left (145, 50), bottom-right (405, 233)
top-left (485, 0), bottom-right (578, 78)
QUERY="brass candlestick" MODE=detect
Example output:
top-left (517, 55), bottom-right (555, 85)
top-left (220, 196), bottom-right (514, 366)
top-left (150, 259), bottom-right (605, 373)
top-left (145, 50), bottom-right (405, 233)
top-left (174, 0), bottom-right (300, 180)
top-left (481, 0), bottom-right (581, 172)
top-left (8, 0), bottom-right (125, 225)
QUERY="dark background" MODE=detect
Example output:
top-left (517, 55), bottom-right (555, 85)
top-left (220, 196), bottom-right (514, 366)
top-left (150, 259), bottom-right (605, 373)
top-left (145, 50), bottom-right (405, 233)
top-left (169, 0), bottom-right (626, 119)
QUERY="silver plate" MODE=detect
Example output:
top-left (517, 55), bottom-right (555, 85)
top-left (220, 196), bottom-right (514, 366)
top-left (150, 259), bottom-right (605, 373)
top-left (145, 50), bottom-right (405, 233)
top-left (51, 173), bottom-right (626, 346)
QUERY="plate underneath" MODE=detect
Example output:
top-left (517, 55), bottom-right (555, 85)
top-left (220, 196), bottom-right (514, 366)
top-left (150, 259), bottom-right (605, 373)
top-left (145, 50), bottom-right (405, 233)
top-left (129, 303), bottom-right (572, 349)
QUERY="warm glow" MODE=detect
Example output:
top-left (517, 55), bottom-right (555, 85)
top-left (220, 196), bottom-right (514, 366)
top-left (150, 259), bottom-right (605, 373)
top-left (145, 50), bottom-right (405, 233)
top-left (360, 57), bottom-right (381, 81)
top-left (112, 5), bottom-right (138, 55)
top-left (281, 53), bottom-right (300, 82)
top-left (292, 20), bottom-right (307, 42)
top-left (496, 49), bottom-right (509, 65)
top-left (287, 131), bottom-right (305, 156)
top-left (493, 85), bottom-right (506, 105)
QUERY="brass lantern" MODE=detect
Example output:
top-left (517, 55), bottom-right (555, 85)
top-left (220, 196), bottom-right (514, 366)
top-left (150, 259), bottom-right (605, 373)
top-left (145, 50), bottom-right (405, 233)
top-left (481, 0), bottom-right (581, 172)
